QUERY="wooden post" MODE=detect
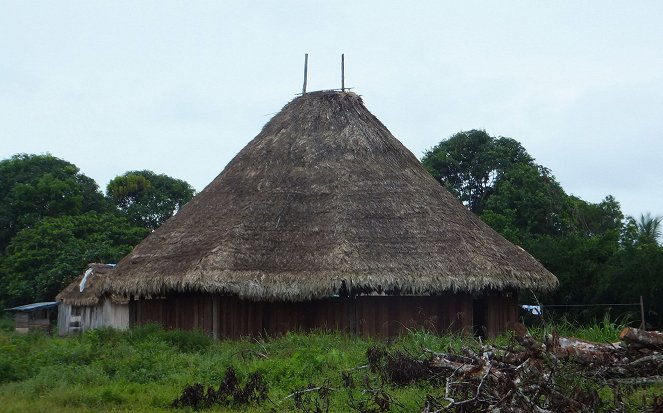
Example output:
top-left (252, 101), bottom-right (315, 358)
top-left (302, 53), bottom-right (308, 95)
top-left (640, 295), bottom-right (645, 330)
top-left (341, 53), bottom-right (345, 92)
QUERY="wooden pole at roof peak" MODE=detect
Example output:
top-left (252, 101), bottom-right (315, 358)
top-left (341, 54), bottom-right (345, 92)
top-left (302, 54), bottom-right (308, 95)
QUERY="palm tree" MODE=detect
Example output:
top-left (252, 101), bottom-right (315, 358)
top-left (637, 212), bottom-right (662, 245)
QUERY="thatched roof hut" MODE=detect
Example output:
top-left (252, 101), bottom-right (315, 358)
top-left (104, 91), bottom-right (557, 337)
top-left (57, 263), bottom-right (119, 306)
top-left (56, 264), bottom-right (128, 335)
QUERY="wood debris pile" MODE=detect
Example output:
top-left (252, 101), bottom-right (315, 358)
top-left (369, 324), bottom-right (663, 413)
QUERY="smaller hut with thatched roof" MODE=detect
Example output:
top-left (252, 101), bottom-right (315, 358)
top-left (56, 263), bottom-right (128, 335)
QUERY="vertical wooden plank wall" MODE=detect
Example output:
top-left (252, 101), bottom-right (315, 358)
top-left (57, 303), bottom-right (70, 336)
top-left (102, 300), bottom-right (129, 330)
top-left (216, 296), bottom-right (355, 338)
top-left (484, 293), bottom-right (518, 338)
top-left (130, 293), bottom-right (476, 338)
top-left (355, 294), bottom-right (473, 337)
top-left (130, 294), bottom-right (216, 331)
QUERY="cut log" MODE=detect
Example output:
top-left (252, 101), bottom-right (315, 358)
top-left (546, 336), bottom-right (620, 364)
top-left (620, 327), bottom-right (663, 349)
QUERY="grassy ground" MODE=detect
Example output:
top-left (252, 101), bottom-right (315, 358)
top-left (0, 319), bottom-right (660, 412)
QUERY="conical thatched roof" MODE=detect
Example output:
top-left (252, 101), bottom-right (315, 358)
top-left (57, 264), bottom-right (124, 306)
top-left (105, 91), bottom-right (557, 300)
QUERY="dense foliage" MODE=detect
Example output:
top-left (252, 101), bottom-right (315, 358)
top-left (0, 154), bottom-right (109, 253)
top-left (423, 130), bottom-right (663, 326)
top-left (107, 170), bottom-right (195, 230)
top-left (422, 130), bottom-right (536, 214)
top-left (0, 154), bottom-right (193, 307)
top-left (0, 212), bottom-right (148, 305)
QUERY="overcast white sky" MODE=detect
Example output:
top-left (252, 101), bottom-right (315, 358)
top-left (1, 1), bottom-right (662, 219)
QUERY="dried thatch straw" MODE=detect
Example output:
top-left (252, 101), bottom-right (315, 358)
top-left (56, 263), bottom-right (124, 306)
top-left (104, 91), bottom-right (557, 301)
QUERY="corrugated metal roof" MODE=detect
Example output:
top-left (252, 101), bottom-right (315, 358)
top-left (5, 301), bottom-right (59, 311)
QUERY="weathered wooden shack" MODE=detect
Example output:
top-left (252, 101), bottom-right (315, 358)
top-left (104, 91), bottom-right (557, 338)
top-left (6, 302), bottom-right (58, 333)
top-left (56, 264), bottom-right (128, 335)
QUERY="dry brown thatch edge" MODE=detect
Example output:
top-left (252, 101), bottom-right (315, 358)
top-left (106, 271), bottom-right (558, 302)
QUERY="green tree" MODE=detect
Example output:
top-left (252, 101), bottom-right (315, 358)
top-left (421, 130), bottom-right (534, 213)
top-left (421, 130), bottom-right (644, 323)
top-left (106, 170), bottom-right (195, 230)
top-left (568, 195), bottom-right (624, 239)
top-left (0, 212), bottom-right (148, 306)
top-left (604, 232), bottom-right (663, 326)
top-left (603, 213), bottom-right (663, 325)
top-left (480, 164), bottom-right (570, 242)
top-left (635, 213), bottom-right (662, 246)
top-left (0, 154), bottom-right (109, 253)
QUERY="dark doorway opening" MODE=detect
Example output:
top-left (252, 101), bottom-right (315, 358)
top-left (473, 298), bottom-right (486, 339)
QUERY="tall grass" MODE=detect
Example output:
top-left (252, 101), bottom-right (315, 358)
top-left (0, 325), bottom-right (382, 412)
top-left (0, 321), bottom-right (658, 412)
top-left (528, 313), bottom-right (630, 343)
top-left (0, 315), bottom-right (14, 332)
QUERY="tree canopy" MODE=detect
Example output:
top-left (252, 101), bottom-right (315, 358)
top-left (424, 130), bottom-right (663, 326)
top-left (107, 170), bottom-right (195, 230)
top-left (0, 154), bottom-right (109, 253)
top-left (421, 130), bottom-right (534, 214)
top-left (0, 212), bottom-right (148, 306)
top-left (481, 164), bottom-right (570, 242)
top-left (0, 154), bottom-right (195, 307)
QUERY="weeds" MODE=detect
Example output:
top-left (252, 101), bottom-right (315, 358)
top-left (287, 382), bottom-right (334, 413)
top-left (171, 367), bottom-right (268, 409)
top-left (529, 313), bottom-right (630, 343)
top-left (0, 322), bottom-right (661, 412)
top-left (0, 315), bottom-right (14, 332)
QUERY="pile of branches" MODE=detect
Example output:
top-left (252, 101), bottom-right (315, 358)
top-left (367, 324), bottom-right (663, 412)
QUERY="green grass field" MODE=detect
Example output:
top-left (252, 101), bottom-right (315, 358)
top-left (0, 317), bottom-right (660, 412)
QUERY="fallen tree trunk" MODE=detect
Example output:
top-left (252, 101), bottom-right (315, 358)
top-left (620, 327), bottom-right (663, 349)
top-left (550, 336), bottom-right (621, 364)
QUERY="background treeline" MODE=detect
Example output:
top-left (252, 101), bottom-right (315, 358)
top-left (1, 131), bottom-right (661, 326)
top-left (422, 130), bottom-right (662, 326)
top-left (0, 154), bottom-right (195, 307)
